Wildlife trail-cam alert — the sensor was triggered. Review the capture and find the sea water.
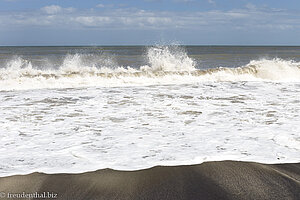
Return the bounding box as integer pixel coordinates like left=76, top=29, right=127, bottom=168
left=0, top=46, right=299, bottom=176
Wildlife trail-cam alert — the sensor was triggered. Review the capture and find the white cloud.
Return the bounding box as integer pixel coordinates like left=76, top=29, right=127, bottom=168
left=208, top=0, right=215, bottom=5
left=245, top=3, right=257, bottom=10
left=41, top=5, right=62, bottom=14
left=41, top=5, right=75, bottom=14
left=96, top=4, right=105, bottom=8
left=0, top=4, right=299, bottom=32
left=74, top=16, right=112, bottom=26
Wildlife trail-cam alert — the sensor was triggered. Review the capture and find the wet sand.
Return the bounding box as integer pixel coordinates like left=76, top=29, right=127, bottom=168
left=0, top=161, right=299, bottom=200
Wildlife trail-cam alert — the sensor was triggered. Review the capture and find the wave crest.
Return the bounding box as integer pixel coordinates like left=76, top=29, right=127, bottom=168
left=141, top=45, right=196, bottom=72
left=0, top=47, right=300, bottom=91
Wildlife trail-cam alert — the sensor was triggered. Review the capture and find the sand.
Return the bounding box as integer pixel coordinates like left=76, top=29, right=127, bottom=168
left=0, top=161, right=299, bottom=200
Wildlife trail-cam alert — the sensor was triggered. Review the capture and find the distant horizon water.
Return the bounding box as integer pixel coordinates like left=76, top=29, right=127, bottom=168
left=2, top=44, right=300, bottom=47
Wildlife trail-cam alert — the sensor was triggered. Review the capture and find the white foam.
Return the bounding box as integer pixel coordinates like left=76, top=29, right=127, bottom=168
left=0, top=81, right=299, bottom=177
left=247, top=59, right=300, bottom=81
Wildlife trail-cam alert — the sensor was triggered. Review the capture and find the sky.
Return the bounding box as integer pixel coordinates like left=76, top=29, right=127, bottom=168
left=0, top=0, right=300, bottom=45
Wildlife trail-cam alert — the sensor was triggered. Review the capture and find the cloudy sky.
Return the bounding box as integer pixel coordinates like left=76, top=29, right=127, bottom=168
left=0, top=0, right=300, bottom=45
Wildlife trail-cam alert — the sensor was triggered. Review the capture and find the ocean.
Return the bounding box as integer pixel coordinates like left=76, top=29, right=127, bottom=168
left=0, top=45, right=299, bottom=176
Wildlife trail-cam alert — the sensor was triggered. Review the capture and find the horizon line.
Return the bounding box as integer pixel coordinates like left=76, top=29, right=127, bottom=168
left=1, top=44, right=300, bottom=47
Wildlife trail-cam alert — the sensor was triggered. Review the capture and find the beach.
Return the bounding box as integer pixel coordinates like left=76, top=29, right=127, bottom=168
left=0, top=161, right=299, bottom=200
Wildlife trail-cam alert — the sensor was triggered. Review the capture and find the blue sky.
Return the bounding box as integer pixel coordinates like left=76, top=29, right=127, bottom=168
left=0, top=0, right=300, bottom=45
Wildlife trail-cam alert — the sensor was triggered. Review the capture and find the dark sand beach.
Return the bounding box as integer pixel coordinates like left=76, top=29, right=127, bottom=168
left=0, top=161, right=299, bottom=200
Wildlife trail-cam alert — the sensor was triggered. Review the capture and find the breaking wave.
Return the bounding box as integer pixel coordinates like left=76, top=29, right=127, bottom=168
left=0, top=46, right=300, bottom=91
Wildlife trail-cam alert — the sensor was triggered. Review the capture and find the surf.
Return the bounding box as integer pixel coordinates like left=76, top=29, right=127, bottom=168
left=0, top=46, right=300, bottom=91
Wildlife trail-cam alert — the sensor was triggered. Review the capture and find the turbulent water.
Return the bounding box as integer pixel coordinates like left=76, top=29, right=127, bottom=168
left=0, top=46, right=300, bottom=176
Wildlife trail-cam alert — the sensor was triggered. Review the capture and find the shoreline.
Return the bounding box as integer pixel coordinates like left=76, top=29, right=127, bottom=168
left=0, top=161, right=299, bottom=200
